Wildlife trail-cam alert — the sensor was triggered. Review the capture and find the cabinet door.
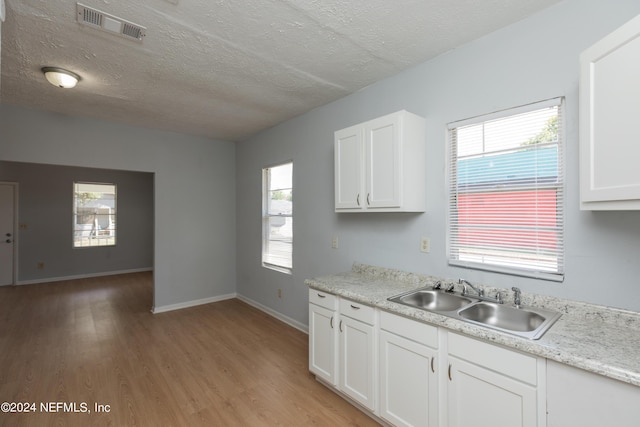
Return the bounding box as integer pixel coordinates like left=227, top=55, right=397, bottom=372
left=447, top=356, right=537, bottom=427
left=335, top=125, right=364, bottom=210
left=379, top=330, right=437, bottom=427
left=547, top=360, right=640, bottom=427
left=580, top=14, right=640, bottom=209
left=339, top=315, right=376, bottom=411
left=309, top=303, right=338, bottom=386
left=365, top=114, right=401, bottom=209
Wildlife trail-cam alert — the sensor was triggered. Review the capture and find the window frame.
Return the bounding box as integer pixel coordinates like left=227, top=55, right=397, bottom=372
left=446, top=98, right=565, bottom=281
left=73, top=181, right=117, bottom=248
left=262, top=161, right=293, bottom=274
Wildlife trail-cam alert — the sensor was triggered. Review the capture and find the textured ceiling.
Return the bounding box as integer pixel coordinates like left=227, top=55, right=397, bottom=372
left=1, top=0, right=562, bottom=142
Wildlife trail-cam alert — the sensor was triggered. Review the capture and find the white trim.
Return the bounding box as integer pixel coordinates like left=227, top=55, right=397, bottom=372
left=448, top=97, right=563, bottom=130
left=236, top=293, right=308, bottom=334
left=17, top=267, right=153, bottom=285
left=152, top=292, right=237, bottom=314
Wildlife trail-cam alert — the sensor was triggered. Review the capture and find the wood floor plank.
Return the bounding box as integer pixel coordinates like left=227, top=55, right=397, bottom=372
left=0, top=273, right=379, bottom=426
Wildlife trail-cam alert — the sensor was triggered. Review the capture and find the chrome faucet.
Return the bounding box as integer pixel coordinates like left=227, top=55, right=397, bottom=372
left=460, top=279, right=504, bottom=304
left=512, top=287, right=522, bottom=309
left=459, top=279, right=483, bottom=297
left=433, top=280, right=456, bottom=293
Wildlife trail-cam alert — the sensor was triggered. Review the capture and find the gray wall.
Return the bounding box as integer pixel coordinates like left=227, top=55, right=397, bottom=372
left=0, top=161, right=153, bottom=281
left=236, top=0, right=640, bottom=327
left=0, top=105, right=236, bottom=310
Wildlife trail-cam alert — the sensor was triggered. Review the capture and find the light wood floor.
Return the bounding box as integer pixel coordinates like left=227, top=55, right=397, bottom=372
left=0, top=273, right=379, bottom=426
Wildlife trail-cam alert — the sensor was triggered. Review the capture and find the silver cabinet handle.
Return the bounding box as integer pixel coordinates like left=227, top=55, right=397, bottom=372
left=448, top=364, right=452, bottom=381
left=356, top=194, right=360, bottom=206
left=431, top=357, right=435, bottom=373
left=330, top=316, right=334, bottom=329
left=317, top=293, right=326, bottom=298
left=350, top=304, right=360, bottom=310
left=366, top=193, right=370, bottom=205
left=339, top=320, right=343, bottom=332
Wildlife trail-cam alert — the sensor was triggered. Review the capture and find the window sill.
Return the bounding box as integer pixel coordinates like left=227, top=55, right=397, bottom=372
left=262, top=263, right=292, bottom=275
left=449, top=259, right=564, bottom=282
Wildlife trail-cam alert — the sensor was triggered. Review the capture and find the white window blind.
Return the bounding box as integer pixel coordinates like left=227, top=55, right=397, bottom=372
left=262, top=162, right=293, bottom=273
left=447, top=98, right=564, bottom=281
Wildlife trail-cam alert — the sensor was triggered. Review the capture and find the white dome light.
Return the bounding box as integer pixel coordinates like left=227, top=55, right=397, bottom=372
left=41, top=67, right=81, bottom=89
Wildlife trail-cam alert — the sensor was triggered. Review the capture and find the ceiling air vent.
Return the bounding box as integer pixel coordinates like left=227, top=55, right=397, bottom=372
left=76, top=3, right=146, bottom=42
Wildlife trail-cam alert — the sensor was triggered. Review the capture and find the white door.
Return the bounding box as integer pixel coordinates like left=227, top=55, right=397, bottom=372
left=0, top=183, right=16, bottom=286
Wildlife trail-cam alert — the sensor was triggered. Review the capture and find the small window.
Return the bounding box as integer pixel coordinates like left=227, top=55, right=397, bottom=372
left=73, top=182, right=116, bottom=248
left=447, top=98, right=564, bottom=280
left=262, top=162, right=293, bottom=273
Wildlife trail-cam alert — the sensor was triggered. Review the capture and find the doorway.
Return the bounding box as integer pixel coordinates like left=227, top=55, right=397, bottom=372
left=0, top=182, right=17, bottom=286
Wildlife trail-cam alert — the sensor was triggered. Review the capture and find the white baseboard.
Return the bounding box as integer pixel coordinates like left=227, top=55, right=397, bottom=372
left=17, top=267, right=153, bottom=285
left=152, top=293, right=237, bottom=314
left=236, top=294, right=309, bottom=334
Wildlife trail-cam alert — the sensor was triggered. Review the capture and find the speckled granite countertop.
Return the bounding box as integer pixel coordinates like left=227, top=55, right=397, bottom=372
left=306, top=263, right=640, bottom=387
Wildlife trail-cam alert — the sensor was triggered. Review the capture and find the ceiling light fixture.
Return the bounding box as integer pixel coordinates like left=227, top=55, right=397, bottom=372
left=41, top=67, right=81, bottom=88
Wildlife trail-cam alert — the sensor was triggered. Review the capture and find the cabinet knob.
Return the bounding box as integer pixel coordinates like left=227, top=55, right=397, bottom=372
left=5, top=239, right=11, bottom=244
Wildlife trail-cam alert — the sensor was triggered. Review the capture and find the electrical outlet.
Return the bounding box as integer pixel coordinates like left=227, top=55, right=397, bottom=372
left=37, top=262, right=45, bottom=270
left=420, top=237, right=430, bottom=253
left=331, top=236, right=339, bottom=249
left=277, top=288, right=282, bottom=298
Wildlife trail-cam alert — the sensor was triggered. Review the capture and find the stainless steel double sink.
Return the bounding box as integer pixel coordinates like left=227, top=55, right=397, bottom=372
left=388, top=287, right=561, bottom=340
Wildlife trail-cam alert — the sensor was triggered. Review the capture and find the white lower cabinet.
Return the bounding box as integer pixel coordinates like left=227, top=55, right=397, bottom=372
left=338, top=298, right=377, bottom=412
left=379, top=311, right=438, bottom=427
left=309, top=291, right=548, bottom=427
left=546, top=360, right=640, bottom=427
left=308, top=290, right=378, bottom=413
left=446, top=332, right=544, bottom=427
left=308, top=290, right=338, bottom=386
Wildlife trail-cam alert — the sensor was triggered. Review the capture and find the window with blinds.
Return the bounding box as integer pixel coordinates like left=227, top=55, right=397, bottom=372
left=447, top=98, right=564, bottom=281
left=73, top=182, right=117, bottom=248
left=262, top=161, right=293, bottom=273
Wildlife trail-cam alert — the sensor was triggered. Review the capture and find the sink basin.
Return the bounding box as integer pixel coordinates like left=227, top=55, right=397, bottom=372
left=458, top=302, right=562, bottom=340
left=388, top=287, right=562, bottom=340
left=388, top=289, right=477, bottom=313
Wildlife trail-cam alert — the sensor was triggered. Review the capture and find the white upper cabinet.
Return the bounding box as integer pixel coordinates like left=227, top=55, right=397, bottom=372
left=335, top=124, right=364, bottom=210
left=334, top=110, right=426, bottom=212
left=580, top=14, right=640, bottom=210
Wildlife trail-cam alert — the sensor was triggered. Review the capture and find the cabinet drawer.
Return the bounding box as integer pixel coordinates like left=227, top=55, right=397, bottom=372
left=380, top=310, right=438, bottom=348
left=448, top=332, right=538, bottom=385
left=309, top=289, right=337, bottom=310
left=339, top=298, right=375, bottom=325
